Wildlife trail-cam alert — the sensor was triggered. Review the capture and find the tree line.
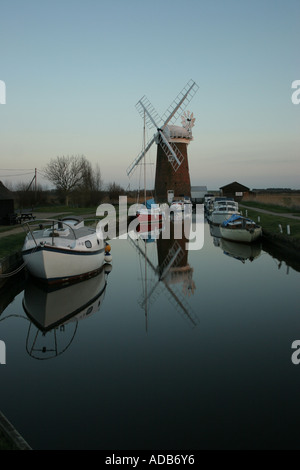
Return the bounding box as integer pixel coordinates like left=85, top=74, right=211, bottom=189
left=10, top=155, right=129, bottom=208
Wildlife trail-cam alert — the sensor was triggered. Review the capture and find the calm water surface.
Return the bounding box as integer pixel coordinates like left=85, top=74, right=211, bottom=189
left=0, top=217, right=300, bottom=450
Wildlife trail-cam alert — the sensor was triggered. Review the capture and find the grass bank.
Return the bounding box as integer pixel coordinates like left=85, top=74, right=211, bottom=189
left=240, top=204, right=300, bottom=255
left=0, top=232, right=26, bottom=259
left=241, top=200, right=300, bottom=215
left=0, top=205, right=122, bottom=261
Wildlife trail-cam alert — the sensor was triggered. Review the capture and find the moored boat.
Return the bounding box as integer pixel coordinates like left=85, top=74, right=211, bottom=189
left=136, top=198, right=163, bottom=224
left=21, top=217, right=112, bottom=283
left=220, top=214, right=262, bottom=243
left=210, top=199, right=240, bottom=225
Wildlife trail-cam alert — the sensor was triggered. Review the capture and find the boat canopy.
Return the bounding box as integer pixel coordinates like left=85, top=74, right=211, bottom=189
left=146, top=198, right=158, bottom=209
left=221, top=214, right=243, bottom=226
left=222, top=214, right=255, bottom=227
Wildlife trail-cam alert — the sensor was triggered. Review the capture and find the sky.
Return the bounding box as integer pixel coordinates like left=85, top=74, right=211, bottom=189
left=0, top=0, right=299, bottom=191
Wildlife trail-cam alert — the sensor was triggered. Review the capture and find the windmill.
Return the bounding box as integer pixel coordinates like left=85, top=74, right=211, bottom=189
left=127, top=79, right=199, bottom=202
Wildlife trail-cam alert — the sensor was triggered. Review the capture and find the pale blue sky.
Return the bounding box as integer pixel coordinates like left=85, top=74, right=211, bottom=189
left=0, top=0, right=299, bottom=190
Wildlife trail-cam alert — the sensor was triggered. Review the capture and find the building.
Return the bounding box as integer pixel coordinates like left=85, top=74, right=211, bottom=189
left=191, top=186, right=207, bottom=204
left=219, top=181, right=250, bottom=201
left=154, top=124, right=193, bottom=202
left=0, top=181, right=15, bottom=225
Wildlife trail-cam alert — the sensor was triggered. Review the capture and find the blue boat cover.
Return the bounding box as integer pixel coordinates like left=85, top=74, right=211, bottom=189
left=221, top=214, right=242, bottom=227
left=146, top=198, right=156, bottom=209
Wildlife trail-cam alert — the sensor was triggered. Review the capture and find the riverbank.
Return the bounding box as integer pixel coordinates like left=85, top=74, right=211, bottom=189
left=0, top=411, right=32, bottom=450
left=239, top=203, right=300, bottom=257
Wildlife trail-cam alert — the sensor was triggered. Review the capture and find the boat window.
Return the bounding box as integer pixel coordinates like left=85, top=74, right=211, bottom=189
left=85, top=240, right=92, bottom=248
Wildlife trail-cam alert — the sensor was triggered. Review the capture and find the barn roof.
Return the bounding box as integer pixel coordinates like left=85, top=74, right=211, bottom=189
left=0, top=181, right=13, bottom=200
left=191, top=186, right=207, bottom=192
left=220, top=181, right=250, bottom=191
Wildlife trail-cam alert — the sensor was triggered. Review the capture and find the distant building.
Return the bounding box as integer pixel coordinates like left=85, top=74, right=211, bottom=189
left=219, top=181, right=250, bottom=201
left=191, top=186, right=207, bottom=204
left=0, top=181, right=15, bottom=225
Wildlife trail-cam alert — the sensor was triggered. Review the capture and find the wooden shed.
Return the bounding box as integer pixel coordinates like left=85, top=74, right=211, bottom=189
left=219, top=181, right=250, bottom=201
left=0, top=181, right=15, bottom=225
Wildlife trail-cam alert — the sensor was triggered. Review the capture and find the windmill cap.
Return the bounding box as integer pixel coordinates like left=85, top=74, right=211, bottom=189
left=165, top=124, right=193, bottom=141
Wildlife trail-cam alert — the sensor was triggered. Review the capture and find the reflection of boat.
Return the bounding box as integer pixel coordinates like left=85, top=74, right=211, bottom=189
left=220, top=238, right=262, bottom=263
left=220, top=215, right=262, bottom=243
left=21, top=217, right=112, bottom=283
left=210, top=199, right=240, bottom=225
left=23, top=264, right=111, bottom=331
left=209, top=223, right=222, bottom=247
left=23, top=264, right=112, bottom=359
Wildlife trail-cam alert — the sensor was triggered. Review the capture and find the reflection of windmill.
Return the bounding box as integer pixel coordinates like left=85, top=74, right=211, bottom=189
left=129, top=225, right=197, bottom=329
left=127, top=80, right=199, bottom=202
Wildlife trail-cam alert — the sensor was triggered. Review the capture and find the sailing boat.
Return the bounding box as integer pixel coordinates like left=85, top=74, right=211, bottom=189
left=135, top=110, right=163, bottom=228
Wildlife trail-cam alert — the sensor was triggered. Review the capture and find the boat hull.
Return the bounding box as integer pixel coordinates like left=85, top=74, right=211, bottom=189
left=22, top=245, right=105, bottom=283
left=138, top=212, right=162, bottom=223
left=220, top=226, right=262, bottom=243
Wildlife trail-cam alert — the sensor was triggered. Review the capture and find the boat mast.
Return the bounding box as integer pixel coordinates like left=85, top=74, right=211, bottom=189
left=143, top=109, right=146, bottom=206
left=143, top=109, right=148, bottom=331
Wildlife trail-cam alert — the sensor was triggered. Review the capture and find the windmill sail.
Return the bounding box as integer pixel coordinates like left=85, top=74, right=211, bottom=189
left=127, top=79, right=199, bottom=178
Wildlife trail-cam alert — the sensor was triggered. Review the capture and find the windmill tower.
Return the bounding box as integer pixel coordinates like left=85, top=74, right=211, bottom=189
left=127, top=80, right=199, bottom=202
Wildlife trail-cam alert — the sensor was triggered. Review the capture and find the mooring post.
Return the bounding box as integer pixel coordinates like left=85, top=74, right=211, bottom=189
left=0, top=340, right=6, bottom=365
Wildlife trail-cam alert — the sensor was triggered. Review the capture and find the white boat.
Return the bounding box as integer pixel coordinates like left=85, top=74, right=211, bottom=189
left=210, top=199, right=240, bottom=225
left=21, top=217, right=112, bottom=283
left=170, top=200, right=184, bottom=212
left=220, top=215, right=262, bottom=243
left=170, top=198, right=192, bottom=216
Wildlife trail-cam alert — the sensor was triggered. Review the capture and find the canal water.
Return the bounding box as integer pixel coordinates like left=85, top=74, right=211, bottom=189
left=0, top=216, right=300, bottom=450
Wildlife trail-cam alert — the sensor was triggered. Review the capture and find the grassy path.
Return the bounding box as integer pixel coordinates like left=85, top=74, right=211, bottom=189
left=239, top=203, right=300, bottom=245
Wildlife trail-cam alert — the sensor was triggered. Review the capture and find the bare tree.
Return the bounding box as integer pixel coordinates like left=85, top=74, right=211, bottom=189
left=107, top=181, right=125, bottom=202
left=93, top=163, right=103, bottom=192
left=44, top=155, right=88, bottom=206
